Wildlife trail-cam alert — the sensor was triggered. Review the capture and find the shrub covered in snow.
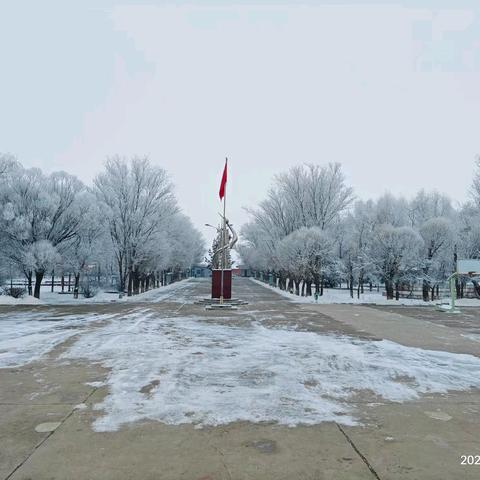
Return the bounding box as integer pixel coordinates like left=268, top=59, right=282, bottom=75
left=81, top=283, right=98, bottom=299
left=1, top=286, right=26, bottom=298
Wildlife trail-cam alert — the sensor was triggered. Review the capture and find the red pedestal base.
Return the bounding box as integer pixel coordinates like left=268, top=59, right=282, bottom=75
left=211, top=270, right=232, bottom=299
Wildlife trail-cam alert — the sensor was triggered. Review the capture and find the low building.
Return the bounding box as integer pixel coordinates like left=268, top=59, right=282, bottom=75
left=234, top=265, right=252, bottom=277
left=191, top=265, right=212, bottom=278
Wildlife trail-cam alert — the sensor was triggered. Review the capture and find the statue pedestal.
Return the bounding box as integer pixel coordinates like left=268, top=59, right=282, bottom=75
left=211, top=269, right=232, bottom=299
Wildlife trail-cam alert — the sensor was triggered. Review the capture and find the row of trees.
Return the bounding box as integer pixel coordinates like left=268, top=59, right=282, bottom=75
left=0, top=154, right=204, bottom=299
left=238, top=161, right=480, bottom=301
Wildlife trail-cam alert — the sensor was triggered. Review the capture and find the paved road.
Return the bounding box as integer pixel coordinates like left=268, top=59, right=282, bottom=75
left=1, top=277, right=480, bottom=479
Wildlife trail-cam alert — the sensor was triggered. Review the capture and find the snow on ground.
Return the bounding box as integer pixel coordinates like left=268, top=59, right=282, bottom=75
left=128, top=278, right=205, bottom=304
left=0, top=295, right=44, bottom=305
left=63, top=311, right=480, bottom=432
left=0, top=310, right=117, bottom=368
left=251, top=278, right=436, bottom=306
left=462, top=333, right=480, bottom=343
left=451, top=298, right=480, bottom=307
left=10, top=278, right=198, bottom=306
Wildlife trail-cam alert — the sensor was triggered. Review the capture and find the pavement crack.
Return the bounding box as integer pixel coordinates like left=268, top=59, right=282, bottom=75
left=336, top=423, right=382, bottom=480
left=209, top=443, right=232, bottom=480
left=3, top=386, right=100, bottom=480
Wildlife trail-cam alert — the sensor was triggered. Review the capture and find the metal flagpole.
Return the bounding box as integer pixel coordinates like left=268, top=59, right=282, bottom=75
left=220, top=158, right=227, bottom=304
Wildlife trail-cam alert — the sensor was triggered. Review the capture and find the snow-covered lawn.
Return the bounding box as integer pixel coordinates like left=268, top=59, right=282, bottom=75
left=62, top=311, right=480, bottom=432
left=251, top=278, right=479, bottom=307
left=0, top=295, right=43, bottom=306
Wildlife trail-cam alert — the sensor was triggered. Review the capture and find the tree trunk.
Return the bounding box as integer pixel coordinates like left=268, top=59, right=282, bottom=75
left=294, top=280, right=300, bottom=296
left=320, top=276, right=324, bottom=296
left=68, top=273, right=71, bottom=292
left=133, top=270, right=140, bottom=295
left=74, top=273, right=80, bottom=299
left=34, top=271, right=44, bottom=299
left=385, top=280, right=394, bottom=300
left=306, top=280, right=312, bottom=296
left=301, top=281, right=305, bottom=296
left=27, top=271, right=33, bottom=296
left=395, top=282, right=400, bottom=301
left=422, top=280, right=429, bottom=302
left=454, top=245, right=461, bottom=297
left=431, top=286, right=435, bottom=301
left=51, top=270, right=55, bottom=292
left=471, top=279, right=480, bottom=298
left=61, top=274, right=65, bottom=293
left=118, top=258, right=125, bottom=293
left=127, top=268, right=133, bottom=296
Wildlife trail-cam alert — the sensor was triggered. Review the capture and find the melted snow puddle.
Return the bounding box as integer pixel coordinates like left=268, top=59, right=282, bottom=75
left=63, top=313, right=480, bottom=432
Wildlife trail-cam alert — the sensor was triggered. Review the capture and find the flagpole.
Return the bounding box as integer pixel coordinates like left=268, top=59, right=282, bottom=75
left=220, top=157, right=227, bottom=304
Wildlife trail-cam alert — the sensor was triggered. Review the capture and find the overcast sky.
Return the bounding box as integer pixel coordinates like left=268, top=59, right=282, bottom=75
left=1, top=0, right=479, bottom=244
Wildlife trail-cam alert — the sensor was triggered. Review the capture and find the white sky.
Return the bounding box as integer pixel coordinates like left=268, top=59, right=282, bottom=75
left=1, top=1, right=479, bottom=244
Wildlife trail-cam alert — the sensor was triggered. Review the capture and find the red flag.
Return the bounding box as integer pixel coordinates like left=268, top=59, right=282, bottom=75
left=219, top=159, right=227, bottom=200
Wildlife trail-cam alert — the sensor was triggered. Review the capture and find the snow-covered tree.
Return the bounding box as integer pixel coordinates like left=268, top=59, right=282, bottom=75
left=0, top=154, right=204, bottom=299
left=471, top=156, right=480, bottom=209
left=369, top=225, right=424, bottom=299
left=94, top=156, right=178, bottom=295
left=23, top=241, right=60, bottom=298
left=0, top=166, right=86, bottom=297
left=61, top=191, right=105, bottom=298
left=419, top=217, right=454, bottom=301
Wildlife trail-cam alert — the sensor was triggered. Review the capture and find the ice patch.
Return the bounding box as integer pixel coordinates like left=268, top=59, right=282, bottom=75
left=63, top=312, right=480, bottom=432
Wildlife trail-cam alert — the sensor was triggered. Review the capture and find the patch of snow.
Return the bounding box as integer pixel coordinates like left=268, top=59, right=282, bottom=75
left=424, top=410, right=452, bottom=421
left=250, top=278, right=430, bottom=306
left=63, top=311, right=480, bottom=432
left=36, top=278, right=199, bottom=305
left=462, top=333, right=480, bottom=343
left=0, top=295, right=44, bottom=305
left=453, top=298, right=480, bottom=307
left=0, top=311, right=116, bottom=368
left=85, top=381, right=106, bottom=388
left=437, top=304, right=461, bottom=313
